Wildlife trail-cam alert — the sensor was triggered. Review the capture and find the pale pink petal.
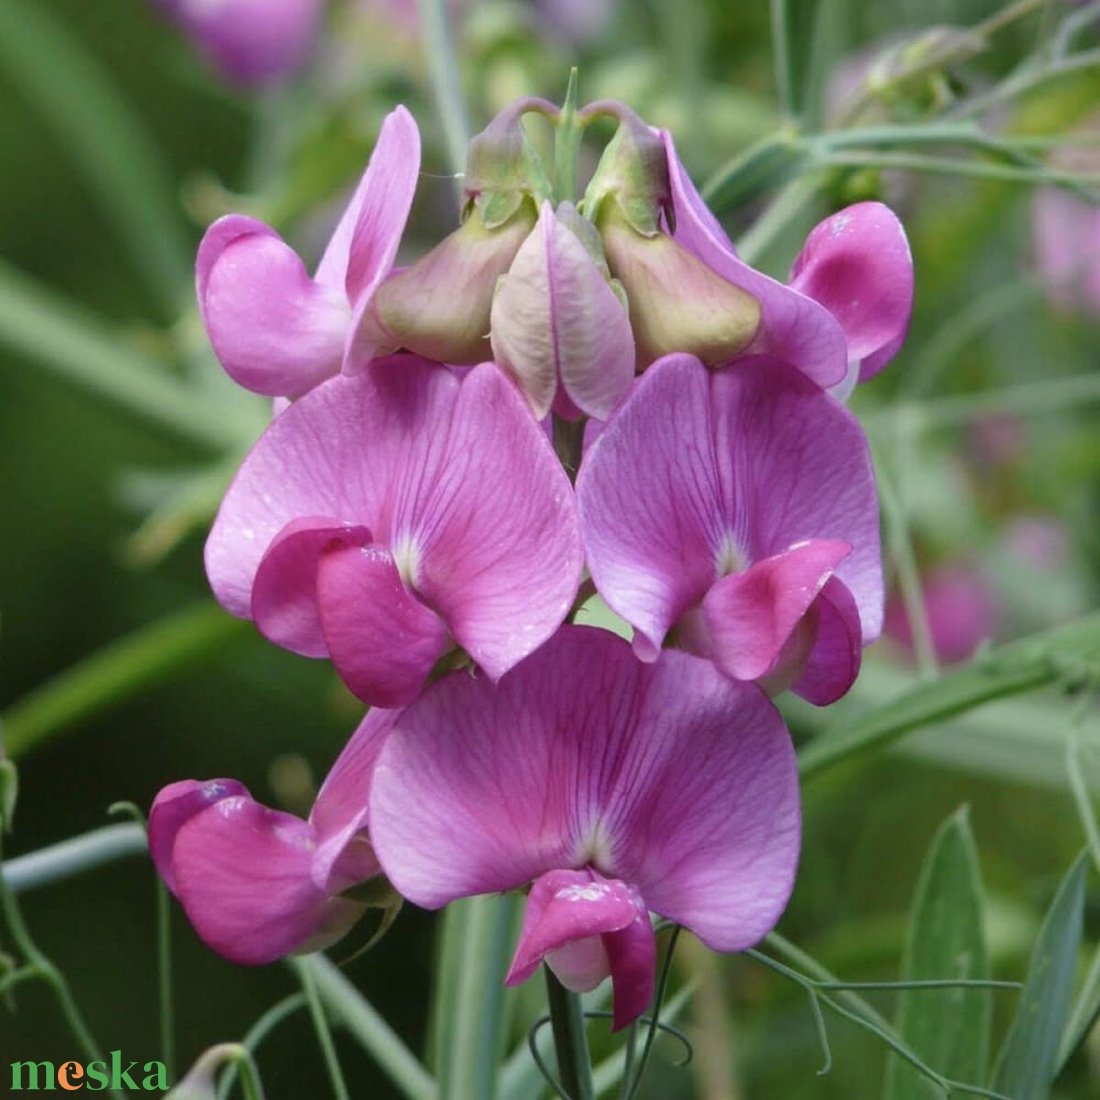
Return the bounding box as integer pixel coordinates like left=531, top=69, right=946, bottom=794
left=316, top=106, right=421, bottom=298
left=789, top=202, right=913, bottom=383
left=415, top=363, right=582, bottom=680
left=505, top=869, right=656, bottom=1031
left=577, top=355, right=720, bottom=661
left=490, top=203, right=635, bottom=420
left=170, top=794, right=365, bottom=965
left=660, top=131, right=848, bottom=388
left=197, top=216, right=349, bottom=397
left=317, top=544, right=451, bottom=707
left=702, top=539, right=852, bottom=681
left=310, top=708, right=400, bottom=894
left=370, top=626, right=800, bottom=954
left=250, top=518, right=372, bottom=657
left=206, top=356, right=459, bottom=623
left=148, top=778, right=248, bottom=894
left=790, top=577, right=862, bottom=705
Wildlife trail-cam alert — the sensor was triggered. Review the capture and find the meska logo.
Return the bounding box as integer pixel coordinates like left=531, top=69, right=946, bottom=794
left=10, top=1052, right=170, bottom=1091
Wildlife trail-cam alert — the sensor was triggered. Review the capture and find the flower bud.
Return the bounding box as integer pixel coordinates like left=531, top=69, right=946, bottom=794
left=598, top=201, right=760, bottom=369
left=363, top=202, right=538, bottom=364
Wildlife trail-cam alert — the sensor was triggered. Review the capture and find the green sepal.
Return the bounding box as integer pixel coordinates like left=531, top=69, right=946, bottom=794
left=581, top=115, right=670, bottom=238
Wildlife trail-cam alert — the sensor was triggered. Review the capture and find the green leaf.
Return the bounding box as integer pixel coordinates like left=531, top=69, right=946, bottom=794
left=885, top=807, right=990, bottom=1100
left=1058, top=938, right=1100, bottom=1072
left=0, top=759, right=17, bottom=834
left=993, top=853, right=1088, bottom=1100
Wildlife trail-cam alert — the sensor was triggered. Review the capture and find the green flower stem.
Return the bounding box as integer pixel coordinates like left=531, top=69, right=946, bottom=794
left=0, top=260, right=257, bottom=454
left=0, top=0, right=191, bottom=320
left=415, top=0, right=471, bottom=190
left=822, top=149, right=1100, bottom=188
left=302, top=954, right=437, bottom=1100
left=432, top=895, right=516, bottom=1100
left=545, top=968, right=595, bottom=1100
left=292, top=956, right=352, bottom=1100
left=1, top=602, right=252, bottom=760
left=216, top=995, right=308, bottom=1100
left=798, top=611, right=1100, bottom=780
left=0, top=832, right=124, bottom=1100
left=554, top=70, right=582, bottom=206
left=1, top=822, right=147, bottom=894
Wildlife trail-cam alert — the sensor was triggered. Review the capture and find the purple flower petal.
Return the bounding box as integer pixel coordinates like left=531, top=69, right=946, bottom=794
left=196, top=215, right=350, bottom=397
left=148, top=778, right=249, bottom=894
left=790, top=577, right=862, bottom=705
left=317, top=543, right=451, bottom=707
left=701, top=539, right=852, bottom=681
left=251, top=518, right=372, bottom=657
left=789, top=202, right=913, bottom=384
left=369, top=625, right=800, bottom=954
left=505, top=868, right=656, bottom=1031
left=490, top=202, right=635, bottom=420
left=170, top=793, right=366, bottom=965
left=578, top=354, right=882, bottom=660
left=660, top=131, right=848, bottom=388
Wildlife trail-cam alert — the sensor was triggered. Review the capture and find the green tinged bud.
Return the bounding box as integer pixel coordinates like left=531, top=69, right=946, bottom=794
left=598, top=201, right=760, bottom=370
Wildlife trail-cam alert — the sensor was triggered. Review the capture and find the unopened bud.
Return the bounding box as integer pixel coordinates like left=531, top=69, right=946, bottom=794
left=598, top=202, right=760, bottom=369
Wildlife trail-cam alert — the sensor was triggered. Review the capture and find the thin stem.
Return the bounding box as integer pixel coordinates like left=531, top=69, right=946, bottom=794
left=544, top=968, right=595, bottom=1100
left=971, top=0, right=1049, bottom=40
left=302, top=954, right=437, bottom=1100
left=0, top=833, right=123, bottom=1100
left=415, top=0, right=471, bottom=193
left=217, top=994, right=308, bottom=1100
left=2, top=822, right=147, bottom=894
left=624, top=926, right=681, bottom=1100
left=823, top=149, right=1100, bottom=188
left=294, top=956, right=352, bottom=1100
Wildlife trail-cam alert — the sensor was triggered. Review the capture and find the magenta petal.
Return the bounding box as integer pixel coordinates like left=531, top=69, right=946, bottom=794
left=317, top=543, right=450, bottom=707
left=789, top=202, right=913, bottom=383
left=251, top=518, right=372, bottom=657
left=791, top=577, right=862, bottom=705
left=148, top=778, right=248, bottom=894
left=310, top=708, right=398, bottom=894
left=660, top=131, right=848, bottom=387
left=577, top=354, right=720, bottom=660
left=171, top=795, right=363, bottom=965
left=198, top=217, right=349, bottom=397
left=505, top=869, right=656, bottom=1030
left=370, top=626, right=800, bottom=952
left=316, top=106, right=420, bottom=297
left=702, top=539, right=852, bottom=681
left=416, top=364, right=583, bottom=680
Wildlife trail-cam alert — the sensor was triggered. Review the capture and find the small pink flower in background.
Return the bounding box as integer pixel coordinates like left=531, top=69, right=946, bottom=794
left=490, top=201, right=635, bottom=420
left=578, top=354, right=882, bottom=705
left=884, top=564, right=998, bottom=665
left=369, top=626, right=800, bottom=1030
left=1033, top=183, right=1100, bottom=315
left=149, top=709, right=395, bottom=964
left=661, top=132, right=913, bottom=396
left=206, top=356, right=582, bottom=706
left=196, top=106, right=419, bottom=397
left=1003, top=515, right=1070, bottom=572
left=158, top=0, right=326, bottom=86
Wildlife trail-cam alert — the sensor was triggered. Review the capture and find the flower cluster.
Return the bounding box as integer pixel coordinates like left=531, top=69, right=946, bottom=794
left=151, top=98, right=912, bottom=1027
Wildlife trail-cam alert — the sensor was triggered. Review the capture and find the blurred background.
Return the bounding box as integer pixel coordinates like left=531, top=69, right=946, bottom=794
left=1, top=0, right=1099, bottom=1096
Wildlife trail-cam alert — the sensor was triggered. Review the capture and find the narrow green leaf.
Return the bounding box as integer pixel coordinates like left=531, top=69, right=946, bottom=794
left=0, top=759, right=17, bottom=834
left=993, top=853, right=1088, bottom=1100
left=886, top=808, right=990, bottom=1100
left=0, top=260, right=256, bottom=453
left=0, top=0, right=192, bottom=318
left=1, top=603, right=252, bottom=760
left=798, top=611, right=1100, bottom=780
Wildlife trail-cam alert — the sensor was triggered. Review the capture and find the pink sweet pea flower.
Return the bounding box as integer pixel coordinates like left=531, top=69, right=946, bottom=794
left=661, top=133, right=912, bottom=395
left=577, top=354, right=882, bottom=705
left=149, top=709, right=395, bottom=965
left=158, top=0, right=326, bottom=86
left=206, top=355, right=582, bottom=707
left=490, top=201, right=635, bottom=420
left=369, top=625, right=800, bottom=1030
left=196, top=106, right=419, bottom=397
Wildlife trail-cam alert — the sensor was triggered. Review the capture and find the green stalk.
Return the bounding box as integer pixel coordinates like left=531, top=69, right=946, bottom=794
left=545, top=969, right=595, bottom=1100
left=415, top=0, right=471, bottom=190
